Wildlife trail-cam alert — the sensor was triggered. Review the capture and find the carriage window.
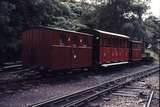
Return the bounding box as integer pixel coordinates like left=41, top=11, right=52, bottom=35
left=116, top=37, right=118, bottom=48
left=134, top=44, right=136, bottom=48
left=134, top=43, right=136, bottom=48
left=124, top=39, right=126, bottom=48
left=105, top=37, right=109, bottom=47
left=115, top=37, right=119, bottom=48
left=103, top=37, right=106, bottom=47
left=138, top=44, right=140, bottom=49
left=114, top=37, right=117, bottom=48
left=102, top=37, right=105, bottom=47
left=83, top=36, right=88, bottom=47
left=108, top=37, right=111, bottom=47
left=136, top=44, right=138, bottom=48
left=137, top=44, right=138, bottom=48
left=116, top=38, right=119, bottom=48
left=122, top=39, right=124, bottom=48
left=60, top=33, right=67, bottom=45
left=112, top=37, right=114, bottom=47
left=133, top=43, right=134, bottom=48
left=119, top=38, right=121, bottom=48
left=125, top=40, right=127, bottom=48
left=104, top=37, right=108, bottom=47
left=72, top=35, right=78, bottom=47
left=100, top=36, right=104, bottom=46
left=122, top=39, right=125, bottom=48
left=101, top=36, right=103, bottom=46
left=120, top=39, right=122, bottom=48
left=111, top=36, right=114, bottom=47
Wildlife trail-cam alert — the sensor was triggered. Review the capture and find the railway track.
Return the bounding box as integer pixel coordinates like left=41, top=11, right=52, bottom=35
left=0, top=61, right=38, bottom=75
left=28, top=66, right=159, bottom=107
left=0, top=61, right=23, bottom=72
left=0, top=61, right=40, bottom=85
left=144, top=90, right=154, bottom=107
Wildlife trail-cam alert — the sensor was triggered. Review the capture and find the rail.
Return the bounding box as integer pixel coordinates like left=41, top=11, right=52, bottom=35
left=144, top=90, right=154, bottom=107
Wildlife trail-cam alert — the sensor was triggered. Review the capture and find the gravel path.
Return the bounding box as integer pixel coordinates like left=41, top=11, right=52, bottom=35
left=0, top=64, right=158, bottom=107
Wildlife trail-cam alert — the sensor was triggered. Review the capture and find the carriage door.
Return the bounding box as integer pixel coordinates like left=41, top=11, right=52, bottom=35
left=71, top=34, right=79, bottom=68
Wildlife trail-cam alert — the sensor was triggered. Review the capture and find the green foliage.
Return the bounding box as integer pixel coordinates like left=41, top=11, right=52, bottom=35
left=144, top=16, right=160, bottom=51
left=69, top=3, right=82, bottom=15
left=0, top=1, right=18, bottom=52
left=82, top=0, right=150, bottom=40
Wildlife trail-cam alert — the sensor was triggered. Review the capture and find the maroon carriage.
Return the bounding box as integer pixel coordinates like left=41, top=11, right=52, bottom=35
left=129, top=40, right=143, bottom=61
left=94, top=30, right=129, bottom=67
left=22, top=26, right=93, bottom=70
left=81, top=29, right=130, bottom=67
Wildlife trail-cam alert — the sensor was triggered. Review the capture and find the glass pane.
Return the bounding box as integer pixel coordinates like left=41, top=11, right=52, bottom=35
left=83, top=36, right=88, bottom=47
left=60, top=33, right=66, bottom=45
left=72, top=35, right=77, bottom=47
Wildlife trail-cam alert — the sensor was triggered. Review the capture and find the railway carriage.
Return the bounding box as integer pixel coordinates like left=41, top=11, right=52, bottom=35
left=80, top=29, right=130, bottom=67
left=22, top=26, right=143, bottom=71
left=129, top=40, right=143, bottom=61
left=22, top=26, right=93, bottom=70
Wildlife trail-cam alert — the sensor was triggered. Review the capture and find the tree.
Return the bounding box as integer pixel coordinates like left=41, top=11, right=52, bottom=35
left=82, top=0, right=149, bottom=40
left=144, top=16, right=160, bottom=51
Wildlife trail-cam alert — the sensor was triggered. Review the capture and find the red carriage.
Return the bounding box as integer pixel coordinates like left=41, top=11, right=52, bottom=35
left=22, top=26, right=93, bottom=70
left=90, top=30, right=129, bottom=67
left=22, top=26, right=143, bottom=71
left=129, top=40, right=143, bottom=61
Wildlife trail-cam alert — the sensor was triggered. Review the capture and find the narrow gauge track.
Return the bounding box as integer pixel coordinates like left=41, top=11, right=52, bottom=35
left=0, top=61, right=23, bottom=72
left=144, top=90, right=154, bottom=107
left=28, top=66, right=159, bottom=107
left=0, top=61, right=39, bottom=77
left=0, top=61, right=39, bottom=85
left=0, top=66, right=39, bottom=85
